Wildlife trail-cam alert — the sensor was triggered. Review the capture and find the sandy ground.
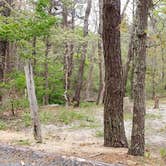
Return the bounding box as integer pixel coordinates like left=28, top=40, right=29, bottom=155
left=0, top=104, right=166, bottom=165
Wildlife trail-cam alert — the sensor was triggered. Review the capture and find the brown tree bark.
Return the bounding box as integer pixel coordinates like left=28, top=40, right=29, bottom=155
left=128, top=0, right=152, bottom=156
left=73, top=0, right=92, bottom=107
left=102, top=0, right=128, bottom=147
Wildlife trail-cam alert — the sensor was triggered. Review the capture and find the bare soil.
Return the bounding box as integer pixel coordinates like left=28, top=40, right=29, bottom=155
left=0, top=102, right=166, bottom=166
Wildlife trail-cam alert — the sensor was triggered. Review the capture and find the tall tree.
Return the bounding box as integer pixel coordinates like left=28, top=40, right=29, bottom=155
left=123, top=0, right=135, bottom=97
left=96, top=0, right=105, bottom=105
left=128, top=0, right=152, bottom=156
left=0, top=0, right=12, bottom=101
left=63, top=2, right=75, bottom=106
left=24, top=61, right=42, bottom=143
left=102, top=0, right=128, bottom=147
left=73, top=0, right=92, bottom=107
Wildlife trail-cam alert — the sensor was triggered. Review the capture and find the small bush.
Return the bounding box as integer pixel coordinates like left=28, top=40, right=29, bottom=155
left=56, top=109, right=89, bottom=125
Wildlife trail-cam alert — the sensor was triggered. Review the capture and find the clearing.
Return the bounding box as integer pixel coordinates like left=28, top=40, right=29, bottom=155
left=0, top=101, right=166, bottom=166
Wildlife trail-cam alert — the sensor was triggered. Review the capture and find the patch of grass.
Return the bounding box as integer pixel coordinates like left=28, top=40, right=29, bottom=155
left=145, top=114, right=162, bottom=120
left=15, top=139, right=31, bottom=146
left=146, top=100, right=155, bottom=107
left=0, top=120, right=7, bottom=130
left=80, top=102, right=96, bottom=108
left=160, top=148, right=166, bottom=158
left=95, top=129, right=104, bottom=137
left=71, top=121, right=100, bottom=130
left=56, top=109, right=95, bottom=125
left=22, top=112, right=31, bottom=127
left=40, top=111, right=54, bottom=124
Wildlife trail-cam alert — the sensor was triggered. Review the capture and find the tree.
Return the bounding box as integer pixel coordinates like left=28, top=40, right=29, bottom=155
left=123, top=0, right=136, bottom=97
left=0, top=0, right=13, bottom=101
left=102, top=0, right=128, bottom=147
left=24, top=61, right=42, bottom=143
left=128, top=0, right=152, bottom=156
left=96, top=0, right=105, bottom=105
left=73, top=0, right=92, bottom=107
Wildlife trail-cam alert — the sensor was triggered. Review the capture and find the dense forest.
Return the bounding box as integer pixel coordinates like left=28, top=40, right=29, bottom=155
left=0, top=0, right=166, bottom=165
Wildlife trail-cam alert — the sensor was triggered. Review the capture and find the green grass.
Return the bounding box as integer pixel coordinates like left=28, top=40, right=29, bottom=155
left=160, top=148, right=166, bottom=158
left=15, top=139, right=31, bottom=146
left=22, top=112, right=31, bottom=127
left=145, top=114, right=162, bottom=120
left=80, top=102, right=96, bottom=108
left=95, top=129, right=104, bottom=137
left=40, top=111, right=54, bottom=124
left=0, top=120, right=7, bottom=130
left=56, top=109, right=93, bottom=125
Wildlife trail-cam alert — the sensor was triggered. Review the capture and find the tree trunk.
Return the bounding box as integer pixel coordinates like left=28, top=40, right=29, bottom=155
left=85, top=44, right=95, bottom=100
left=24, top=62, right=42, bottom=143
left=43, top=36, right=50, bottom=105
left=128, top=0, right=152, bottom=156
left=96, top=0, right=105, bottom=105
left=73, top=0, right=92, bottom=107
left=32, top=36, right=37, bottom=70
left=102, top=0, right=128, bottom=147
left=62, top=4, right=75, bottom=106
left=123, top=0, right=136, bottom=97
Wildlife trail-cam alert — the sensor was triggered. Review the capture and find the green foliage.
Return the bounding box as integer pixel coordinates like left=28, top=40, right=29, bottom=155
left=0, top=120, right=7, bottom=130
left=56, top=109, right=90, bottom=125
left=15, top=139, right=31, bottom=146
left=22, top=112, right=31, bottom=127
left=40, top=111, right=54, bottom=124
left=160, top=148, right=166, bottom=158
left=95, top=130, right=104, bottom=137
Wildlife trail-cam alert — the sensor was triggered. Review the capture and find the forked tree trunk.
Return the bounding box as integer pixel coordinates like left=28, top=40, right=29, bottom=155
left=102, top=0, right=128, bottom=147
left=24, top=62, right=42, bottom=143
left=128, top=0, right=152, bottom=156
left=73, top=0, right=92, bottom=107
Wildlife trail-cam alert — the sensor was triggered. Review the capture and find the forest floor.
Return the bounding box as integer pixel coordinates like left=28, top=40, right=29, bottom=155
left=0, top=100, right=166, bottom=166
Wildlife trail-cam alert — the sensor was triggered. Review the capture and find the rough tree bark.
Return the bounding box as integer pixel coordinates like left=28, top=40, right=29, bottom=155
left=24, top=62, right=42, bottom=143
left=102, top=0, right=128, bottom=147
left=73, top=0, right=92, bottom=107
left=128, top=0, right=152, bottom=156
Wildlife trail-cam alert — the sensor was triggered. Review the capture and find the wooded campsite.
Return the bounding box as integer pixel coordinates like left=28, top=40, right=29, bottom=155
left=0, top=0, right=166, bottom=165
